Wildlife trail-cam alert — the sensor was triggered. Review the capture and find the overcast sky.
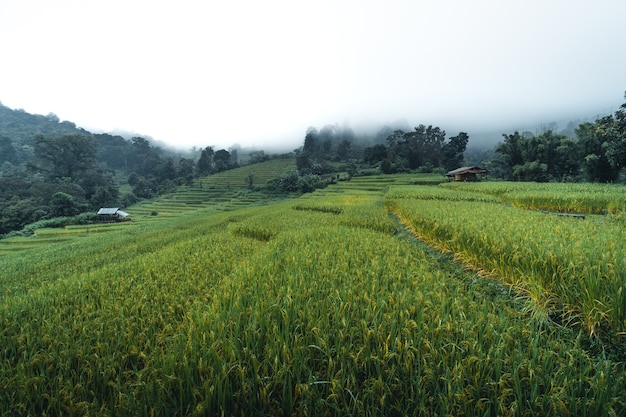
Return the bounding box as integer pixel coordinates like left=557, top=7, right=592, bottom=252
left=1, top=0, right=625, bottom=150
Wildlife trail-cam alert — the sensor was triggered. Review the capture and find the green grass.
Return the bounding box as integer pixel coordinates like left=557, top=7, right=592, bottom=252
left=0, top=175, right=624, bottom=416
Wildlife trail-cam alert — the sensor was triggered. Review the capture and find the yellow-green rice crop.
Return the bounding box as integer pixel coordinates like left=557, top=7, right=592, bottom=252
left=386, top=185, right=626, bottom=340
left=441, top=181, right=626, bottom=214
left=387, top=185, right=501, bottom=203
left=0, top=177, right=624, bottom=415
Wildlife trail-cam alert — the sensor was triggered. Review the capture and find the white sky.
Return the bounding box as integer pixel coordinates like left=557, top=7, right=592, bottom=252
left=1, top=0, right=625, bottom=150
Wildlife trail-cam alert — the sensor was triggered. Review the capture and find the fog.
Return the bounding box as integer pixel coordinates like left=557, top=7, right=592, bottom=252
left=1, top=0, right=625, bottom=151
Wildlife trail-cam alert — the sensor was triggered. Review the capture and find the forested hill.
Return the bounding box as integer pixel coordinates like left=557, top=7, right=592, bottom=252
left=0, top=103, right=92, bottom=144
left=0, top=102, right=163, bottom=170
left=0, top=103, right=226, bottom=236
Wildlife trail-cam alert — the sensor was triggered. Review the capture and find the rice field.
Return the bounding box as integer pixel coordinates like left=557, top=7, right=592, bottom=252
left=0, top=159, right=295, bottom=255
left=386, top=184, right=626, bottom=340
left=440, top=181, right=626, bottom=214
left=0, top=176, right=624, bottom=415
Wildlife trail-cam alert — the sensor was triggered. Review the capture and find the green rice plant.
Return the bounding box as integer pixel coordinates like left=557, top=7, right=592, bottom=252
left=229, top=222, right=276, bottom=242
left=292, top=204, right=344, bottom=214
left=386, top=185, right=626, bottom=340
left=387, top=185, right=500, bottom=203
left=0, top=176, right=624, bottom=415
left=442, top=181, right=626, bottom=214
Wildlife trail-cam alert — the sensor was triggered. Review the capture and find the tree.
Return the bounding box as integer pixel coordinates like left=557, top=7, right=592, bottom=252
left=441, top=132, right=469, bottom=171
left=303, top=127, right=320, bottom=156
left=93, top=133, right=130, bottom=170
left=513, top=161, right=549, bottom=182
left=197, top=146, right=214, bottom=175
left=336, top=139, right=351, bottom=161
left=363, top=144, right=387, bottom=165
left=213, top=149, right=232, bottom=172
left=33, top=134, right=96, bottom=179
left=553, top=137, right=581, bottom=181
left=132, top=177, right=158, bottom=199
left=229, top=146, right=239, bottom=165
left=495, top=132, right=525, bottom=179
left=605, top=98, right=626, bottom=169
left=318, top=125, right=337, bottom=143
left=50, top=192, right=78, bottom=217
left=89, top=185, right=119, bottom=208
left=248, top=150, right=267, bottom=164
left=321, top=139, right=332, bottom=157
left=384, top=125, right=446, bottom=170
left=606, top=138, right=626, bottom=169
left=373, top=125, right=392, bottom=144
left=154, top=159, right=177, bottom=182
left=380, top=158, right=395, bottom=174
left=177, top=158, right=195, bottom=183
left=127, top=137, right=155, bottom=174
left=266, top=170, right=300, bottom=193
left=296, top=153, right=313, bottom=174
left=576, top=122, right=620, bottom=182
left=0, top=136, right=16, bottom=164
left=496, top=130, right=583, bottom=181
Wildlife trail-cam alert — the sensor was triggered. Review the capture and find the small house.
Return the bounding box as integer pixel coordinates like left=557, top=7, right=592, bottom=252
left=97, top=207, right=130, bottom=221
left=445, top=166, right=489, bottom=182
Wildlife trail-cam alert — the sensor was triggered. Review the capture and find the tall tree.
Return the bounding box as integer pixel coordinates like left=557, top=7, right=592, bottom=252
left=495, top=131, right=525, bottom=179
left=395, top=125, right=446, bottom=169
left=441, top=132, right=469, bottom=171
left=213, top=149, right=232, bottom=172
left=553, top=137, right=581, bottom=181
left=197, top=146, right=214, bottom=175
left=303, top=127, right=320, bottom=156
left=33, top=134, right=96, bottom=179
left=0, top=136, right=16, bottom=164
left=363, top=144, right=387, bottom=165
left=605, top=96, right=626, bottom=169
left=177, top=158, right=195, bottom=180
left=336, top=139, right=352, bottom=160
left=50, top=192, right=78, bottom=217
left=576, top=121, right=620, bottom=182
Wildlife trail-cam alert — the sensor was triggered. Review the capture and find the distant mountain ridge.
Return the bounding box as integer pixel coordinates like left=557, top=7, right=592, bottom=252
left=0, top=102, right=91, bottom=144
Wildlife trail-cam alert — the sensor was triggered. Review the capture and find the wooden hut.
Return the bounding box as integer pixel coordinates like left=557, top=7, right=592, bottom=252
left=97, top=207, right=130, bottom=222
left=445, top=166, right=488, bottom=182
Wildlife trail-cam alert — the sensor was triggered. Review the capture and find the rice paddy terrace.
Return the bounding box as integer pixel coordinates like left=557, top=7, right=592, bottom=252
left=1, top=171, right=625, bottom=416
left=130, top=158, right=297, bottom=218
left=0, top=159, right=296, bottom=254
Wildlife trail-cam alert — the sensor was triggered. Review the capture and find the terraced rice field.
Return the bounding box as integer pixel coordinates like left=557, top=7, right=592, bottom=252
left=0, top=174, right=624, bottom=416
left=0, top=159, right=296, bottom=254
left=130, top=158, right=296, bottom=218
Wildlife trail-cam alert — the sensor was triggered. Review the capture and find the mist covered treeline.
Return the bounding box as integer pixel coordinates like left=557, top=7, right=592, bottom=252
left=488, top=94, right=626, bottom=182
left=292, top=122, right=469, bottom=176
left=297, top=92, right=626, bottom=184
left=248, top=121, right=470, bottom=195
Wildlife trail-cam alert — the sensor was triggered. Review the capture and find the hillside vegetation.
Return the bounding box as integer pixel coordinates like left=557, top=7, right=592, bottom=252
left=4, top=92, right=626, bottom=237
left=1, top=174, right=624, bottom=416
left=0, top=158, right=296, bottom=252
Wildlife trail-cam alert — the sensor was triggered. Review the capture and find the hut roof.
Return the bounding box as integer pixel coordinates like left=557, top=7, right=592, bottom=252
left=97, top=207, right=119, bottom=215
left=445, top=166, right=489, bottom=177
left=97, top=208, right=129, bottom=218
